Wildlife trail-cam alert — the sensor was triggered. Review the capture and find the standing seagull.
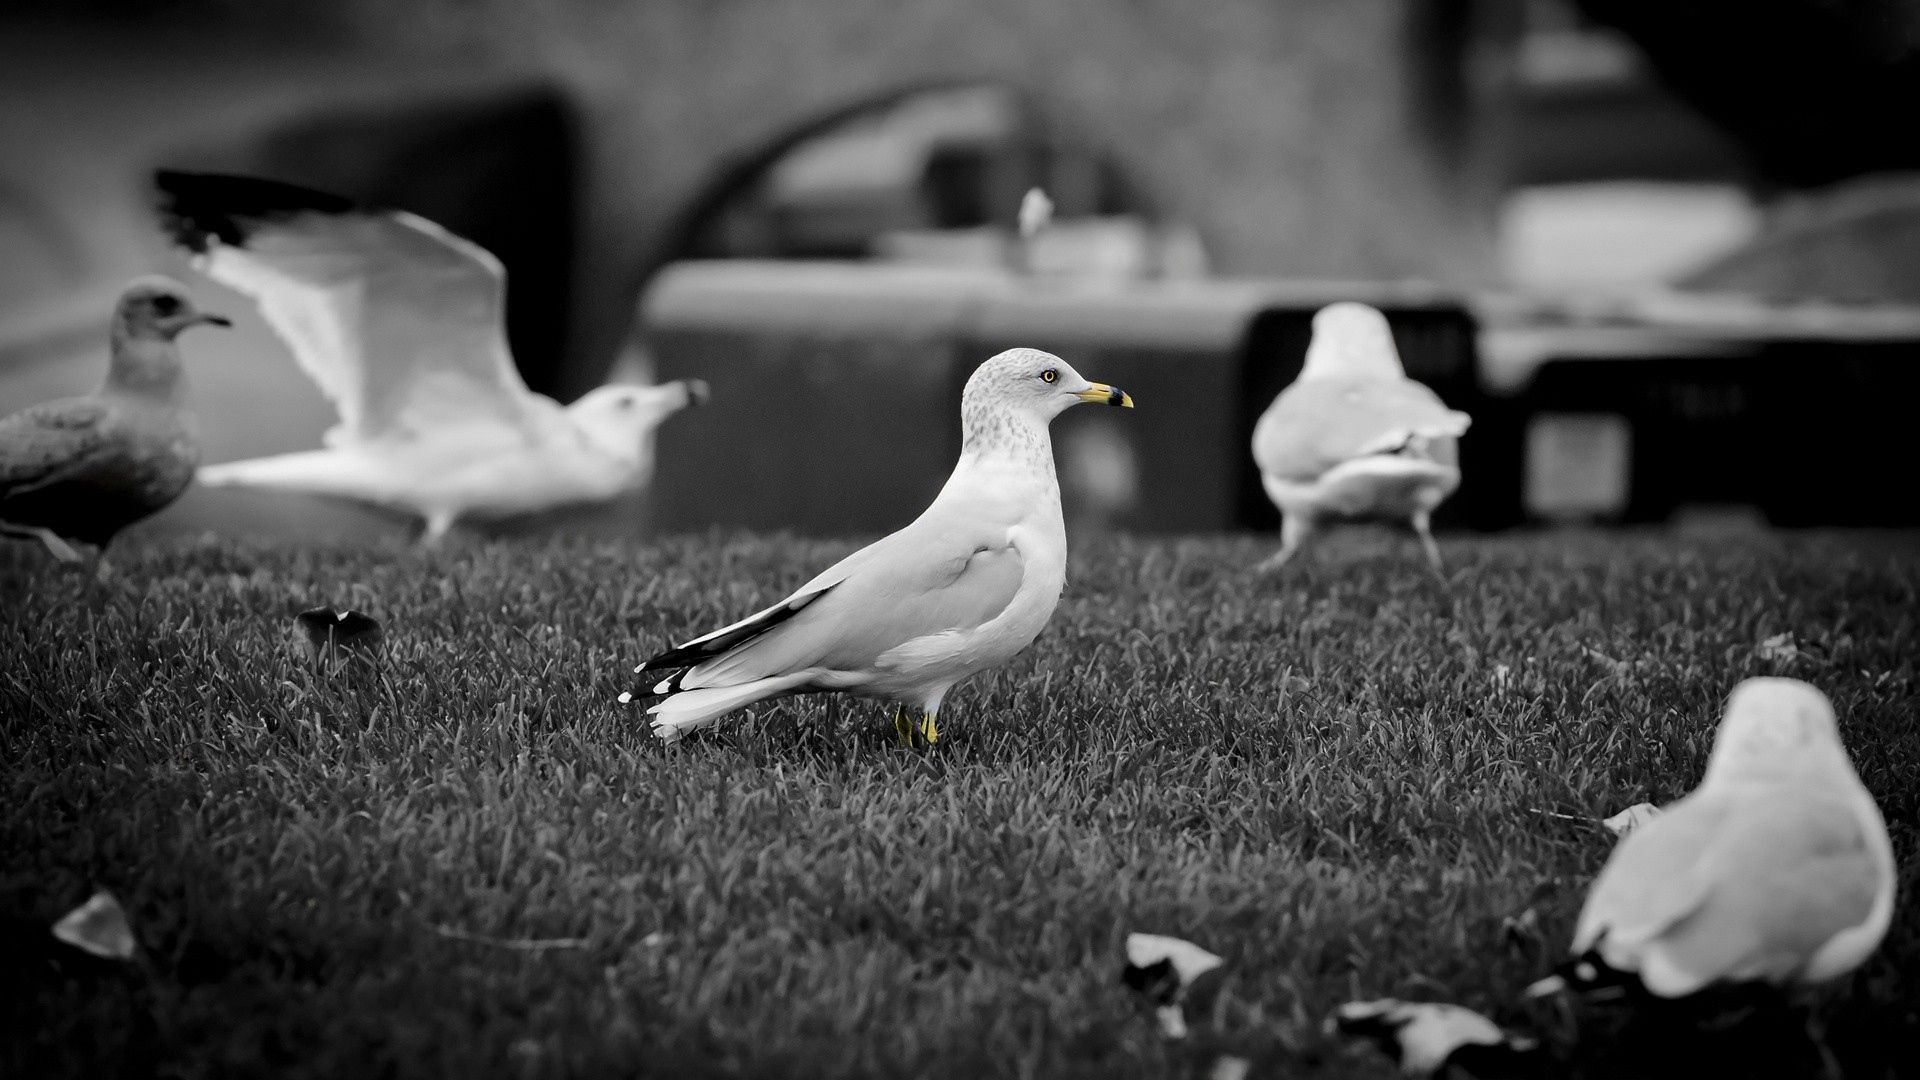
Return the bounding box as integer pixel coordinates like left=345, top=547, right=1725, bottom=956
left=0, top=277, right=229, bottom=561
left=1250, top=302, right=1470, bottom=576
left=154, top=170, right=708, bottom=544
left=623, top=348, right=1133, bottom=746
left=1529, top=678, right=1895, bottom=1002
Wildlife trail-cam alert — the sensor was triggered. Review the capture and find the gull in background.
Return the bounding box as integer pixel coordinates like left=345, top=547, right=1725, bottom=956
left=623, top=348, right=1133, bottom=746
left=154, top=170, right=707, bottom=545
left=0, top=277, right=228, bottom=562
left=1529, top=678, right=1895, bottom=1003
left=1250, top=302, right=1470, bottom=576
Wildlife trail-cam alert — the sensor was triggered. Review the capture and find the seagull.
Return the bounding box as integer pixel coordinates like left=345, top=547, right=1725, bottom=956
left=0, top=277, right=229, bottom=562
left=154, top=170, right=708, bottom=545
left=1528, top=678, right=1895, bottom=1002
left=623, top=348, right=1133, bottom=746
left=1249, top=302, right=1470, bottom=576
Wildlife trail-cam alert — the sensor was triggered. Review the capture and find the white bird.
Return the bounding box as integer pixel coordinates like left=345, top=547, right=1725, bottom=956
left=623, top=348, right=1133, bottom=746
left=1528, top=678, right=1895, bottom=1001
left=1250, top=302, right=1470, bottom=576
left=1017, top=186, right=1054, bottom=242
left=0, top=277, right=229, bottom=561
left=154, top=170, right=708, bottom=545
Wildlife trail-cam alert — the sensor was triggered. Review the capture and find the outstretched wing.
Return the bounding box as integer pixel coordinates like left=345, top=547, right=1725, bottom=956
left=154, top=170, right=546, bottom=445
left=0, top=399, right=113, bottom=499
left=1252, top=376, right=1469, bottom=483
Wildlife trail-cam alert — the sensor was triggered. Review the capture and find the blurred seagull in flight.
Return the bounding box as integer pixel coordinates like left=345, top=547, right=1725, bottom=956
left=0, top=277, right=228, bottom=562
left=1250, top=302, right=1470, bottom=576
left=624, top=348, right=1133, bottom=747
left=1529, top=678, right=1894, bottom=1003
left=154, top=170, right=707, bottom=545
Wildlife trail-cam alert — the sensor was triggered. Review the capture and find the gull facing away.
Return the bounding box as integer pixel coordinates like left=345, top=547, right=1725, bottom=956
left=154, top=170, right=708, bottom=545
left=1528, top=678, right=1895, bottom=1002
left=0, top=277, right=229, bottom=561
left=1250, top=302, right=1470, bottom=576
left=623, top=348, right=1133, bottom=746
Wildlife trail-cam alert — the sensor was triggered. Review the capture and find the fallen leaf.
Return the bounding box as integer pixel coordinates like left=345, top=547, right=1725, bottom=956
left=1603, top=802, right=1662, bottom=838
left=51, top=891, right=136, bottom=961
left=1330, top=999, right=1540, bottom=1078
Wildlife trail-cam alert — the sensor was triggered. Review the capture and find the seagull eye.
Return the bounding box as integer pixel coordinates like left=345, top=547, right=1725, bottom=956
left=1040, top=369, right=1058, bottom=384
left=618, top=397, right=635, bottom=410
left=152, top=296, right=180, bottom=316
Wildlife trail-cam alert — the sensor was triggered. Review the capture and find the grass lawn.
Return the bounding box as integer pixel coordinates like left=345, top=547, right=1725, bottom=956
left=3, top=529, right=1917, bottom=1079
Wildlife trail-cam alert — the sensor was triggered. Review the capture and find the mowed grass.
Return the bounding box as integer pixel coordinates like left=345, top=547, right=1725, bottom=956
left=2, top=529, right=1917, bottom=1079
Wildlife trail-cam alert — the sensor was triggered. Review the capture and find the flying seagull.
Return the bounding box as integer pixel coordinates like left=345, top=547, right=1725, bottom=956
left=0, top=277, right=229, bottom=561
left=1250, top=302, right=1470, bottom=576
left=154, top=170, right=708, bottom=544
left=623, top=348, right=1133, bottom=746
left=1528, top=678, right=1895, bottom=1002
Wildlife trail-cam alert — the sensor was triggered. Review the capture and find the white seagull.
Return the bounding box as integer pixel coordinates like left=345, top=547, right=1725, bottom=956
left=1250, top=302, right=1470, bottom=576
left=155, top=170, right=707, bottom=544
left=1529, top=677, right=1895, bottom=1001
left=623, top=348, right=1133, bottom=746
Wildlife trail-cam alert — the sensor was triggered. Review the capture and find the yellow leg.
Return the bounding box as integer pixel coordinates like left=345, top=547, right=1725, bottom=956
left=893, top=705, right=914, bottom=747
left=918, top=712, right=939, bottom=745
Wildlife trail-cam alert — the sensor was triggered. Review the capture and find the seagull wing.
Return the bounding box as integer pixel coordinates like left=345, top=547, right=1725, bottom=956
left=155, top=170, right=545, bottom=445
left=648, top=513, right=1026, bottom=692
left=1252, top=377, right=1468, bottom=483
left=0, top=399, right=114, bottom=498
left=1575, top=787, right=1881, bottom=995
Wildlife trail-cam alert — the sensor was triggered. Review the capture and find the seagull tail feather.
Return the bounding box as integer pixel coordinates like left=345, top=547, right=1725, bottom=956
left=644, top=673, right=812, bottom=738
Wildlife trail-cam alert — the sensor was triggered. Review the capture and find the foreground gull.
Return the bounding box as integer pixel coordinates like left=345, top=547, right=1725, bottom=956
left=155, top=170, right=707, bottom=544
left=0, top=277, right=229, bottom=561
left=624, top=348, right=1133, bottom=745
left=1529, top=677, right=1895, bottom=1001
left=1250, top=302, right=1470, bottom=575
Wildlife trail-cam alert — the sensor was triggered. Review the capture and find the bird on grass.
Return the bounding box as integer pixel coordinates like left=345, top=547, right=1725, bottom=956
left=154, top=169, right=708, bottom=545
left=1528, top=679, right=1894, bottom=1047
left=622, top=348, right=1133, bottom=747
left=0, top=277, right=229, bottom=563
left=1250, top=302, right=1470, bottom=577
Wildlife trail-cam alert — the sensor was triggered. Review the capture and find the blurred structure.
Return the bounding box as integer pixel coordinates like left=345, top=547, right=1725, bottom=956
left=3, top=0, right=1919, bottom=540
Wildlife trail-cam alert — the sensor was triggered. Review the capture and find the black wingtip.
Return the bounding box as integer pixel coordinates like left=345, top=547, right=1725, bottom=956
left=153, top=169, right=360, bottom=253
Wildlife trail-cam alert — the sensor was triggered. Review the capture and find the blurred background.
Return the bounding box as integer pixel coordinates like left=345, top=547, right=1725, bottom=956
left=3, top=0, right=1918, bottom=543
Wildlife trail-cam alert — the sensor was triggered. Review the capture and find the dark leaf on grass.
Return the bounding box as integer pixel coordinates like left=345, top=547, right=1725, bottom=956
left=294, top=606, right=384, bottom=666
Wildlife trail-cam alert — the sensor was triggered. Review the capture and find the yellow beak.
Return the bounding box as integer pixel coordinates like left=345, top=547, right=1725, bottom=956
left=1075, top=382, right=1135, bottom=408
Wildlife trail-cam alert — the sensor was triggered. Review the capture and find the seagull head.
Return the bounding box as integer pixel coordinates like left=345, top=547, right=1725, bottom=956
left=569, top=379, right=709, bottom=451
left=1298, top=302, right=1406, bottom=382
left=964, top=348, right=1133, bottom=429
left=1703, top=677, right=1852, bottom=787
left=115, top=276, right=231, bottom=342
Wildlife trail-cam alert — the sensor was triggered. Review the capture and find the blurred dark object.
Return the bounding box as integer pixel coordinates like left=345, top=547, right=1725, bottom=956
left=173, top=84, right=579, bottom=397
left=1489, top=293, right=1920, bottom=526
left=644, top=262, right=1507, bottom=537
left=1677, top=173, right=1920, bottom=304
left=1575, top=0, right=1920, bottom=188
left=294, top=606, right=384, bottom=670
left=644, top=263, right=979, bottom=536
